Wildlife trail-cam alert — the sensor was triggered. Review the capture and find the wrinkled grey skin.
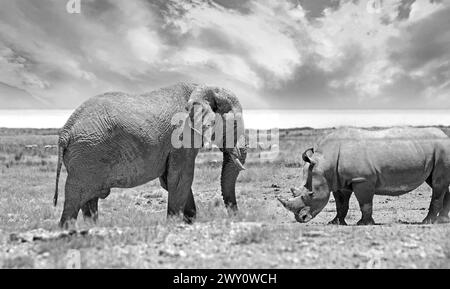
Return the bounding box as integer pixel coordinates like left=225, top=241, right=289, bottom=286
left=279, top=127, right=450, bottom=225
left=54, top=83, right=247, bottom=228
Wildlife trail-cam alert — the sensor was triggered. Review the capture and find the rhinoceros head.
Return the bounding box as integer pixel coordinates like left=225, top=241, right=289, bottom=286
left=277, top=189, right=314, bottom=222
left=278, top=148, right=332, bottom=223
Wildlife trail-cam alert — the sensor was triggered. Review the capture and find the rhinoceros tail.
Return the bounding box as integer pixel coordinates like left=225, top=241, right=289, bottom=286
left=54, top=138, right=68, bottom=207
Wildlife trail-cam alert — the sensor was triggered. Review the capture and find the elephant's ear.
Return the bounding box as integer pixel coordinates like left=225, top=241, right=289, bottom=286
left=187, top=85, right=240, bottom=114
left=186, top=86, right=243, bottom=148
left=187, top=86, right=218, bottom=112
left=185, top=87, right=217, bottom=145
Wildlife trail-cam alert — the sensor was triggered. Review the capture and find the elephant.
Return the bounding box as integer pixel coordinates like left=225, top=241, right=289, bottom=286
left=54, top=83, right=247, bottom=228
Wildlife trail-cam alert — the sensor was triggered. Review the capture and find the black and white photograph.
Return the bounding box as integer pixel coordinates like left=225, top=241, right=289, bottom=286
left=0, top=0, right=449, bottom=273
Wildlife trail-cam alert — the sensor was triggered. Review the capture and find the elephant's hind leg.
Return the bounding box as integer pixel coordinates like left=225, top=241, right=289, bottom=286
left=59, top=179, right=83, bottom=229
left=81, top=197, right=99, bottom=223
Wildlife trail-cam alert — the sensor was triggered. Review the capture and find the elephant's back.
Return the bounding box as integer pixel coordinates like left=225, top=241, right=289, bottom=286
left=60, top=84, right=196, bottom=188
left=61, top=83, right=196, bottom=139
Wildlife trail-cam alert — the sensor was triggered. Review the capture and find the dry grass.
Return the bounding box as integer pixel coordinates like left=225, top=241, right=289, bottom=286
left=0, top=127, right=449, bottom=268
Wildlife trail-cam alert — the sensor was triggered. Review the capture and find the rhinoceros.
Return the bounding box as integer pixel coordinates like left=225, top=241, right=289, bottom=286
left=278, top=127, right=450, bottom=225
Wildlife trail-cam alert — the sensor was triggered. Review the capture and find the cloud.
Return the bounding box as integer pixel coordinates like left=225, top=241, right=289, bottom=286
left=0, top=46, right=49, bottom=90
left=298, top=0, right=341, bottom=19
left=164, top=0, right=303, bottom=83
left=267, top=0, right=450, bottom=108
left=127, top=27, right=162, bottom=64
left=382, top=3, right=450, bottom=106
left=0, top=0, right=449, bottom=109
left=304, top=0, right=404, bottom=101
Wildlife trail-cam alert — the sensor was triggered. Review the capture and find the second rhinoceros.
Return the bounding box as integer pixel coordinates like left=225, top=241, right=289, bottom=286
left=278, top=127, right=450, bottom=225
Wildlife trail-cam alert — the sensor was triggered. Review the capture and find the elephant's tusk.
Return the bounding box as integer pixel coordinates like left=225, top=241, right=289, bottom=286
left=235, top=147, right=241, bottom=158
left=191, top=127, right=202, bottom=136
left=230, top=154, right=246, bottom=171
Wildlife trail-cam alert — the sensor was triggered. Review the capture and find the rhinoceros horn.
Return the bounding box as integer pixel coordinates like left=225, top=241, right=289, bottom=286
left=277, top=195, right=305, bottom=212
left=290, top=187, right=302, bottom=197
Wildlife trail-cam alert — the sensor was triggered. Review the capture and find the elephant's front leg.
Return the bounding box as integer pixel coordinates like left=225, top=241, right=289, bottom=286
left=220, top=148, right=246, bottom=214
left=183, top=189, right=196, bottom=221
left=165, top=149, right=198, bottom=223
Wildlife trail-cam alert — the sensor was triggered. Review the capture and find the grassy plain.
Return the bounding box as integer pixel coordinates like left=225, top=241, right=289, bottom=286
left=0, top=127, right=449, bottom=268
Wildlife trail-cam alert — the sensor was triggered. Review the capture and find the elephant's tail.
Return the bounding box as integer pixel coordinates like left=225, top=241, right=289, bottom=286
left=54, top=138, right=67, bottom=207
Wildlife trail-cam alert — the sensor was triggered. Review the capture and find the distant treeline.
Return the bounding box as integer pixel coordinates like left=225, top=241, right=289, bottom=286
left=1, top=125, right=449, bottom=138
left=0, top=128, right=60, bottom=136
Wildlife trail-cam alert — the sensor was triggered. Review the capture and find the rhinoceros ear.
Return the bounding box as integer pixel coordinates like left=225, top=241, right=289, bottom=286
left=302, top=148, right=314, bottom=164
left=301, top=191, right=314, bottom=202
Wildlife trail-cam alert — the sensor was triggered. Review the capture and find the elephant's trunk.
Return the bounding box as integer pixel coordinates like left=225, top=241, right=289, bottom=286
left=221, top=146, right=247, bottom=212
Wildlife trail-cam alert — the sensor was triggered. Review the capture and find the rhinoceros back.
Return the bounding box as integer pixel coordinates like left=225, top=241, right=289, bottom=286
left=315, top=127, right=447, bottom=151
left=316, top=127, right=449, bottom=194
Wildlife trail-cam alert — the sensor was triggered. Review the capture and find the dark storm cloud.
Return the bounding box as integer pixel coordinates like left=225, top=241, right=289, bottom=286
left=194, top=28, right=247, bottom=54
left=262, top=44, right=365, bottom=108
left=389, top=6, right=450, bottom=70
left=379, top=74, right=428, bottom=105
left=383, top=5, right=450, bottom=105
left=397, top=0, right=415, bottom=20
left=84, top=0, right=116, bottom=14
left=211, top=0, right=254, bottom=14
left=298, top=0, right=341, bottom=19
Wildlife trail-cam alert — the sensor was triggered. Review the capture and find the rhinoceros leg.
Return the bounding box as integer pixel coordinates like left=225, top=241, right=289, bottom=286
left=422, top=186, right=446, bottom=224
left=437, top=188, right=450, bottom=223
left=159, top=173, right=168, bottom=191
left=81, top=197, right=99, bottom=223
left=329, top=190, right=352, bottom=225
left=353, top=182, right=376, bottom=225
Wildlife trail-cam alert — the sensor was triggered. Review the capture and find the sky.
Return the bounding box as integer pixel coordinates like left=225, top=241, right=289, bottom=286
left=0, top=0, right=449, bottom=109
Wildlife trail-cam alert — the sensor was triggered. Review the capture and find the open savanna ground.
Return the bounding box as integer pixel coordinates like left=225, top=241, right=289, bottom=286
left=0, top=127, right=449, bottom=268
